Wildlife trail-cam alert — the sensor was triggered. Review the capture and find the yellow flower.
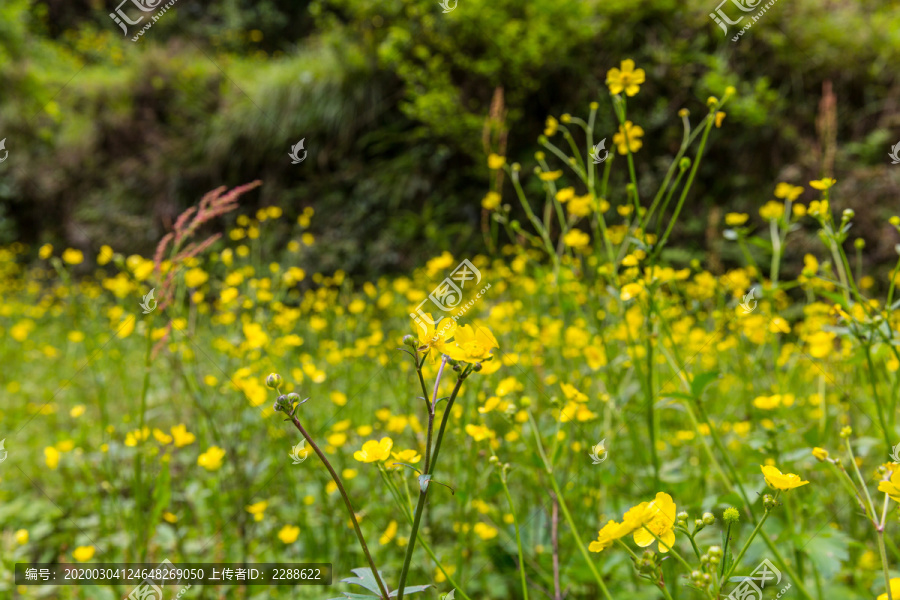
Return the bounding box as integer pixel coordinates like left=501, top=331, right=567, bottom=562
left=62, top=248, right=84, bottom=265
left=473, top=523, right=498, bottom=540
left=809, top=178, right=836, bottom=190
left=555, top=187, right=575, bottom=203
left=759, top=201, right=784, bottom=221
left=442, top=324, right=499, bottom=363
left=725, top=213, right=749, bottom=227
left=97, top=245, right=114, bottom=265
left=171, top=424, right=196, bottom=447
left=163, top=512, right=178, bottom=523
left=487, top=154, right=506, bottom=170
left=391, top=449, right=422, bottom=465
left=482, top=192, right=501, bottom=210
left=812, top=447, right=829, bottom=462
left=465, top=424, right=496, bottom=442
left=184, top=268, right=209, bottom=288
left=538, top=170, right=563, bottom=181
left=198, top=446, right=226, bottom=471
left=774, top=183, right=804, bottom=201
left=633, top=492, right=677, bottom=553
left=15, top=529, right=29, bottom=545
left=613, top=121, right=644, bottom=155
left=620, top=282, right=644, bottom=301
left=589, top=520, right=626, bottom=552
left=246, top=500, right=268, bottom=521
left=760, top=465, right=809, bottom=490
left=278, top=524, right=300, bottom=544
left=563, top=229, right=590, bottom=250
left=353, top=437, right=394, bottom=463
left=878, top=470, right=900, bottom=503
left=152, top=429, right=173, bottom=445
left=45, top=446, right=60, bottom=470
left=715, top=111, right=726, bottom=128
left=70, top=404, right=86, bottom=418
left=380, top=520, right=399, bottom=545
left=878, top=579, right=900, bottom=600
left=72, top=546, right=95, bottom=562
left=606, top=59, right=646, bottom=96
left=39, top=243, right=53, bottom=259
left=414, top=312, right=457, bottom=359
left=544, top=116, right=559, bottom=136
left=560, top=382, right=588, bottom=402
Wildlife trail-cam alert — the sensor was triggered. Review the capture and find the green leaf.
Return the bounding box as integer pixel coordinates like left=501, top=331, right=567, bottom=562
left=801, top=529, right=850, bottom=581
left=342, top=568, right=389, bottom=595
left=388, top=585, right=432, bottom=597
left=689, top=371, right=719, bottom=399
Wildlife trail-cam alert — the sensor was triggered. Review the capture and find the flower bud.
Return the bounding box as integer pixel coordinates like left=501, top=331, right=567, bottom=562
left=854, top=238, right=865, bottom=250
left=266, top=373, right=283, bottom=390
left=840, top=426, right=852, bottom=438
left=402, top=335, right=417, bottom=347
left=678, top=108, right=689, bottom=118
left=560, top=113, right=571, bottom=123
left=694, top=518, right=704, bottom=529
left=763, top=494, right=778, bottom=510
left=709, top=545, right=723, bottom=558
left=812, top=447, right=829, bottom=461
left=677, top=511, right=689, bottom=521
left=679, top=157, right=691, bottom=171
left=589, top=102, right=599, bottom=110
left=702, top=512, right=715, bottom=525
left=723, top=507, right=740, bottom=524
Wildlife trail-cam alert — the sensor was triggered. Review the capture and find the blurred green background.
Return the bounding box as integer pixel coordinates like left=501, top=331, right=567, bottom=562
left=1, top=0, right=899, bottom=276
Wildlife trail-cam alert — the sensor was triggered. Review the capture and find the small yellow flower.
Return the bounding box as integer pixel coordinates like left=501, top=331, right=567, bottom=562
left=442, top=324, right=499, bottom=364
left=278, top=524, right=300, bottom=544
left=538, top=170, right=563, bottom=181
left=162, top=512, right=178, bottom=523
left=774, top=182, right=804, bottom=201
left=725, top=213, right=749, bottom=227
left=353, top=438, right=394, bottom=463
left=809, top=178, right=836, bottom=190
left=613, top=121, right=644, bottom=155
left=246, top=500, right=268, bottom=521
left=153, top=428, right=173, bottom=445
left=171, top=424, right=196, bottom=447
left=760, top=465, right=809, bottom=490
left=759, top=201, right=784, bottom=221
left=812, top=447, right=829, bottom=462
left=555, top=187, right=575, bottom=203
left=563, top=229, right=590, bottom=250
left=606, top=59, right=646, bottom=96
left=72, top=546, right=95, bottom=562
left=589, top=520, right=626, bottom=552
left=878, top=579, right=900, bottom=600
left=487, top=154, right=506, bottom=170
left=45, top=446, right=60, bottom=470
left=715, top=111, right=726, bottom=128
left=198, top=446, right=226, bottom=471
left=544, top=116, right=559, bottom=136
left=473, top=523, right=498, bottom=540
left=39, top=244, right=53, bottom=259
left=482, top=192, right=501, bottom=210
left=878, top=469, right=900, bottom=503
left=184, top=268, right=209, bottom=288
left=62, top=249, right=84, bottom=265
left=391, top=449, right=422, bottom=465
left=15, top=529, right=29, bottom=545
left=465, top=424, right=496, bottom=442
left=97, top=245, right=114, bottom=265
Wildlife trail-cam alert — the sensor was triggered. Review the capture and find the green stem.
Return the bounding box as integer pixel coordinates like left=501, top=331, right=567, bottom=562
left=721, top=508, right=771, bottom=584
left=288, top=413, right=389, bottom=600
left=500, top=470, right=529, bottom=600
left=397, top=370, right=468, bottom=600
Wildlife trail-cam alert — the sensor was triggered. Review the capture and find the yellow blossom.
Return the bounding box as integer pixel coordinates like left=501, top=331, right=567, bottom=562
left=606, top=59, right=646, bottom=96
left=760, top=465, right=809, bottom=490
left=353, top=438, right=393, bottom=463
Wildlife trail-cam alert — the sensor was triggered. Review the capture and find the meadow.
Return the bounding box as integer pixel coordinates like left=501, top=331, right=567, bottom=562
left=2, top=60, right=900, bottom=600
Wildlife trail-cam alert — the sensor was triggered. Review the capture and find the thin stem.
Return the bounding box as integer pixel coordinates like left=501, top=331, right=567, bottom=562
left=397, top=371, right=467, bottom=600
left=500, top=470, right=529, bottom=600
left=721, top=508, right=771, bottom=584
left=878, top=491, right=894, bottom=600
left=288, top=413, right=389, bottom=600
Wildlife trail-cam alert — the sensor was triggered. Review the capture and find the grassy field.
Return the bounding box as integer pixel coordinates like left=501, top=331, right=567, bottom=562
left=3, top=73, right=900, bottom=600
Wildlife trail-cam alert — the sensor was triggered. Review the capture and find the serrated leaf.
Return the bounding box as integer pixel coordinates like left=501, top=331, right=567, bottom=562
left=388, top=584, right=432, bottom=597
left=341, top=568, right=389, bottom=595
